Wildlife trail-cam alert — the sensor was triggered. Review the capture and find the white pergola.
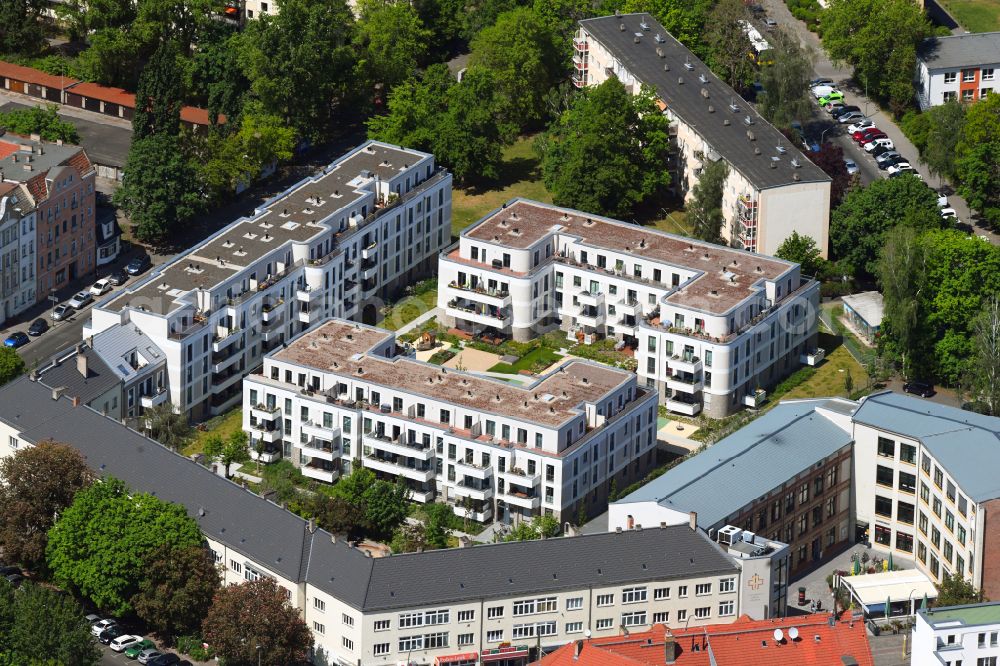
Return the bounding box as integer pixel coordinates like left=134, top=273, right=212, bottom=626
left=839, top=569, right=938, bottom=618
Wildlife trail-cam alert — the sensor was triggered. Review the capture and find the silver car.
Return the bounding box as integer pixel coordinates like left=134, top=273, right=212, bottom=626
left=138, top=649, right=162, bottom=664
left=51, top=303, right=73, bottom=321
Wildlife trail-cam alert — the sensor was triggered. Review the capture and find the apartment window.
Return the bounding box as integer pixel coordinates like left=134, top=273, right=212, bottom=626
left=900, top=443, right=917, bottom=464
left=313, top=622, right=325, bottom=635
left=695, top=583, right=712, bottom=596
left=944, top=541, right=953, bottom=563
left=486, top=630, right=504, bottom=643
left=934, top=467, right=944, bottom=488
left=932, top=526, right=941, bottom=548
left=719, top=600, right=735, bottom=616
left=963, top=68, right=977, bottom=82
left=566, top=597, right=584, bottom=610
left=373, top=643, right=390, bottom=656
left=596, top=594, right=614, bottom=607
left=984, top=68, right=995, bottom=80
left=898, top=501, right=915, bottom=525
left=678, top=585, right=688, bottom=598
left=874, top=525, right=892, bottom=546
left=677, top=610, right=687, bottom=622
left=313, top=598, right=326, bottom=612
left=877, top=437, right=895, bottom=458
left=458, top=610, right=475, bottom=622
left=595, top=618, right=614, bottom=630
left=934, top=497, right=943, bottom=517
left=694, top=607, right=711, bottom=619
left=921, top=483, right=931, bottom=503
left=229, top=560, right=242, bottom=574
left=947, top=481, right=957, bottom=503
left=566, top=622, right=584, bottom=634
left=654, top=587, right=670, bottom=600
left=374, top=620, right=390, bottom=631
left=719, top=578, right=735, bottom=593
left=875, top=495, right=893, bottom=518
left=622, top=587, right=647, bottom=604
left=897, top=532, right=914, bottom=553
left=487, top=606, right=504, bottom=619
left=653, top=612, right=670, bottom=623
left=458, top=633, right=475, bottom=646
left=978, top=657, right=997, bottom=666
left=876, top=465, right=894, bottom=487
left=900, top=472, right=917, bottom=494
left=399, top=609, right=449, bottom=627
left=513, top=597, right=556, bottom=616
left=957, top=525, right=967, bottom=545
left=944, top=71, right=957, bottom=83
left=342, top=637, right=354, bottom=651
left=342, top=613, right=354, bottom=627
left=621, top=611, right=647, bottom=627
left=918, top=542, right=927, bottom=563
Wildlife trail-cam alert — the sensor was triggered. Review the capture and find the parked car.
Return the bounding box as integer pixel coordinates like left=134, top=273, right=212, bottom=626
left=940, top=207, right=958, bottom=219
left=903, top=380, right=935, bottom=397
left=3, top=332, right=29, bottom=348
left=859, top=132, right=888, bottom=146
left=889, top=166, right=919, bottom=179
left=825, top=101, right=845, bottom=114
left=125, top=639, right=157, bottom=659
left=847, top=119, right=875, bottom=133
left=148, top=654, right=181, bottom=666
left=91, top=619, right=117, bottom=637
left=111, top=635, right=144, bottom=652
left=4, top=573, right=23, bottom=588
left=107, top=268, right=130, bottom=286
left=137, top=649, right=162, bottom=665
left=811, top=84, right=836, bottom=98
left=99, top=625, right=126, bottom=645
left=830, top=104, right=860, bottom=118
left=764, top=17, right=777, bottom=29
left=833, top=111, right=863, bottom=124
left=844, top=158, right=859, bottom=175
left=126, top=255, right=152, bottom=276
left=90, top=278, right=113, bottom=297
left=67, top=291, right=93, bottom=309
left=0, top=566, right=19, bottom=577
left=51, top=303, right=73, bottom=321
left=818, top=91, right=845, bottom=105
left=809, top=77, right=834, bottom=87
left=864, top=137, right=893, bottom=152
left=887, top=161, right=913, bottom=174
left=870, top=144, right=895, bottom=158
left=875, top=152, right=903, bottom=169
left=84, top=613, right=102, bottom=625
left=853, top=127, right=882, bottom=143
left=27, top=318, right=48, bottom=336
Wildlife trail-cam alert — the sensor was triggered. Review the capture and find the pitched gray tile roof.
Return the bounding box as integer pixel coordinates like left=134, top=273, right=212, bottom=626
left=35, top=345, right=120, bottom=407
left=579, top=13, right=830, bottom=191
left=918, top=32, right=1000, bottom=70
left=616, top=399, right=855, bottom=527
left=853, top=391, right=1000, bottom=502
left=91, top=323, right=165, bottom=381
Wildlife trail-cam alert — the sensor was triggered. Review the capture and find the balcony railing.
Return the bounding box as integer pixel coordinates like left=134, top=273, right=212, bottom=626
left=448, top=281, right=509, bottom=299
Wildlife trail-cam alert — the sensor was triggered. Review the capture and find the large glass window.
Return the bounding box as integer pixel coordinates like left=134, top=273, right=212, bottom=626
left=874, top=525, right=892, bottom=546
left=896, top=532, right=914, bottom=553
left=877, top=437, right=895, bottom=458
left=875, top=496, right=893, bottom=517
left=899, top=472, right=917, bottom=494
left=900, top=443, right=917, bottom=464
left=876, top=465, right=894, bottom=487
left=897, top=501, right=915, bottom=525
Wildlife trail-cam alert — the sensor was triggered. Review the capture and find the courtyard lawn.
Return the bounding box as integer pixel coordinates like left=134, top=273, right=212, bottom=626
left=183, top=406, right=244, bottom=457
left=487, top=346, right=563, bottom=374
left=939, top=0, right=1000, bottom=32
left=643, top=209, right=695, bottom=237
left=379, top=281, right=438, bottom=330
left=782, top=333, right=869, bottom=401
left=451, top=135, right=552, bottom=237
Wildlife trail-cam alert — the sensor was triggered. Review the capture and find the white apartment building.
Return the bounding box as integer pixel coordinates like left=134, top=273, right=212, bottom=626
left=912, top=602, right=1000, bottom=666
left=916, top=32, right=1000, bottom=109
left=0, top=373, right=787, bottom=666
left=83, top=141, right=451, bottom=422
left=0, top=182, right=36, bottom=324
left=575, top=13, right=831, bottom=257
left=437, top=199, right=820, bottom=418
left=242, top=318, right=660, bottom=524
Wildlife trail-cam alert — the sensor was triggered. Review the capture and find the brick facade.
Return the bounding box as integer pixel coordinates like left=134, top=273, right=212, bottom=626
left=980, top=498, right=1000, bottom=601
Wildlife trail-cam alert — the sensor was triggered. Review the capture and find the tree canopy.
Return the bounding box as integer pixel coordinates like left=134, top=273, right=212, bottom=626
left=0, top=441, right=94, bottom=568
left=537, top=79, right=671, bottom=218
left=46, top=476, right=204, bottom=616
left=502, top=514, right=560, bottom=541
left=688, top=158, right=729, bottom=244
left=0, top=582, right=100, bottom=666
left=0, top=106, right=79, bottom=143
left=935, top=573, right=985, bottom=607
left=133, top=546, right=221, bottom=642
left=775, top=231, right=825, bottom=277
left=759, top=30, right=815, bottom=130
left=0, top=349, right=24, bottom=387
left=354, top=0, right=431, bottom=106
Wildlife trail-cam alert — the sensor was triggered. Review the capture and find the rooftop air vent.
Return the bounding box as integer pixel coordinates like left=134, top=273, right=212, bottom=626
left=619, top=22, right=626, bottom=31
left=701, top=88, right=710, bottom=99
left=639, top=20, right=650, bottom=30
left=776, top=145, right=787, bottom=154
left=708, top=105, right=714, bottom=113
left=678, top=76, right=684, bottom=85
left=634, top=35, right=641, bottom=44
left=654, top=33, right=665, bottom=43
left=754, top=146, right=761, bottom=154
left=684, top=60, right=694, bottom=71
left=724, top=119, right=731, bottom=126
left=729, top=98, right=740, bottom=112
left=744, top=115, right=754, bottom=125
left=791, top=158, right=801, bottom=168
left=656, top=47, right=664, bottom=58
left=698, top=73, right=708, bottom=84
left=663, top=63, right=670, bottom=71
left=746, top=130, right=756, bottom=141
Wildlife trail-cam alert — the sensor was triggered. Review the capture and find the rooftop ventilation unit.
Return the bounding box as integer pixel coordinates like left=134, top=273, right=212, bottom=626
left=701, top=88, right=710, bottom=98
left=776, top=145, right=787, bottom=154
left=619, top=22, right=625, bottom=31
left=744, top=115, right=754, bottom=125
left=678, top=76, right=684, bottom=85
left=790, top=158, right=801, bottom=168
left=654, top=33, right=665, bottom=43
left=684, top=61, right=694, bottom=71
left=746, top=130, right=756, bottom=141
left=656, top=47, right=664, bottom=57
left=634, top=35, right=641, bottom=43
left=698, top=73, right=708, bottom=84
left=639, top=20, right=650, bottom=30
left=729, top=98, right=740, bottom=112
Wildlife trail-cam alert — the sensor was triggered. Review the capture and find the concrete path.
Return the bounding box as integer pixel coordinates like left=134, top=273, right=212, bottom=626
left=759, top=0, right=1000, bottom=247
left=394, top=306, right=442, bottom=335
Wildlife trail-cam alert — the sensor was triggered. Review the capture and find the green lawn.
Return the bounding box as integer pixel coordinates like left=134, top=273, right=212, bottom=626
left=488, top=346, right=563, bottom=374
left=451, top=135, right=552, bottom=236
left=782, top=333, right=869, bottom=401
left=939, top=0, right=1000, bottom=32
left=380, top=284, right=438, bottom=331
left=183, top=407, right=244, bottom=457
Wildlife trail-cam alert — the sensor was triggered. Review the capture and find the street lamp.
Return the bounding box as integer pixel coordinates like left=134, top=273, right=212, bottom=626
left=256, top=643, right=263, bottom=666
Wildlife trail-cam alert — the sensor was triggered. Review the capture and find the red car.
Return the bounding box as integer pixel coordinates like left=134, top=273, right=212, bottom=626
left=853, top=127, right=882, bottom=143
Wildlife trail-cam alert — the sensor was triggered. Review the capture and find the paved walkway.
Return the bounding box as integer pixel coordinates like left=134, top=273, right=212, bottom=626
left=760, top=0, right=1000, bottom=246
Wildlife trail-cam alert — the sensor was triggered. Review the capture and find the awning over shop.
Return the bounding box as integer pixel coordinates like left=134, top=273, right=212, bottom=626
left=839, top=569, right=938, bottom=616
left=481, top=645, right=530, bottom=662
left=434, top=652, right=478, bottom=665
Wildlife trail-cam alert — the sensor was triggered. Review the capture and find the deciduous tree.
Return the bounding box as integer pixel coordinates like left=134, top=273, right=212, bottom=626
left=704, top=0, right=754, bottom=90
left=202, top=578, right=312, bottom=665
left=133, top=546, right=221, bottom=642
left=0, top=349, right=24, bottom=387
left=367, top=64, right=454, bottom=152
left=220, top=431, right=250, bottom=479
left=4, top=582, right=100, bottom=666
left=502, top=514, right=560, bottom=541
left=424, top=501, right=454, bottom=549
left=0, top=0, right=46, bottom=55
left=143, top=402, right=193, bottom=451
left=355, top=0, right=431, bottom=106
left=935, top=573, right=985, bottom=607
left=46, top=477, right=203, bottom=616
left=922, top=101, right=966, bottom=182
left=877, top=226, right=927, bottom=377
left=0, top=441, right=94, bottom=568
left=688, top=159, right=729, bottom=244
left=133, top=40, right=185, bottom=141
left=362, top=479, right=412, bottom=537
left=759, top=30, right=815, bottom=130
left=310, top=494, right=367, bottom=538
left=538, top=79, right=671, bottom=218
left=775, top=231, right=825, bottom=277
left=970, top=296, right=1000, bottom=416
left=0, top=106, right=80, bottom=144
left=434, top=67, right=512, bottom=183
left=807, top=142, right=852, bottom=207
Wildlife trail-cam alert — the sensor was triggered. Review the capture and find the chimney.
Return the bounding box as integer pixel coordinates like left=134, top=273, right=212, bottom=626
left=574, top=640, right=584, bottom=660
left=665, top=630, right=677, bottom=664
left=71, top=396, right=80, bottom=407
left=308, top=518, right=316, bottom=534
left=51, top=387, right=65, bottom=401
left=77, top=351, right=88, bottom=378
left=689, top=511, right=698, bottom=531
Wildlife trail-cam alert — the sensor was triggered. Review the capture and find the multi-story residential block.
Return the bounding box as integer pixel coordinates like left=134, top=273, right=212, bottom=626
left=851, top=392, right=1000, bottom=600
left=916, top=32, right=1000, bottom=109
left=437, top=198, right=820, bottom=417
left=0, top=181, right=36, bottom=323
left=84, top=141, right=451, bottom=421
left=608, top=398, right=855, bottom=576
left=0, top=131, right=96, bottom=302
left=574, top=13, right=831, bottom=256
left=911, top=602, right=1000, bottom=666
left=0, top=373, right=788, bottom=666
left=242, top=317, right=660, bottom=523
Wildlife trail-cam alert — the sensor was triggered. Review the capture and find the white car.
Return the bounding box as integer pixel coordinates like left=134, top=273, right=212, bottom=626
left=864, top=137, right=894, bottom=152
left=940, top=207, right=958, bottom=219
left=848, top=119, right=875, bottom=133
left=66, top=290, right=93, bottom=309
left=110, top=635, right=143, bottom=652
left=937, top=195, right=949, bottom=208
left=887, top=162, right=913, bottom=175
left=90, top=278, right=112, bottom=297
left=91, top=619, right=116, bottom=637
left=844, top=158, right=859, bottom=175
left=811, top=84, right=836, bottom=98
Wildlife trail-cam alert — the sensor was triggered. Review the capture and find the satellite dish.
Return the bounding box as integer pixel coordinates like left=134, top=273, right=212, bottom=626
left=773, top=628, right=784, bottom=642
left=584, top=630, right=592, bottom=638
left=788, top=627, right=799, bottom=641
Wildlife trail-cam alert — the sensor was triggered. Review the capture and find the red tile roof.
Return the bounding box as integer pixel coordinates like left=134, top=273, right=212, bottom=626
left=0, top=61, right=79, bottom=90
left=536, top=616, right=875, bottom=666
left=180, top=105, right=227, bottom=126
left=66, top=81, right=135, bottom=107
left=0, top=140, right=19, bottom=160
